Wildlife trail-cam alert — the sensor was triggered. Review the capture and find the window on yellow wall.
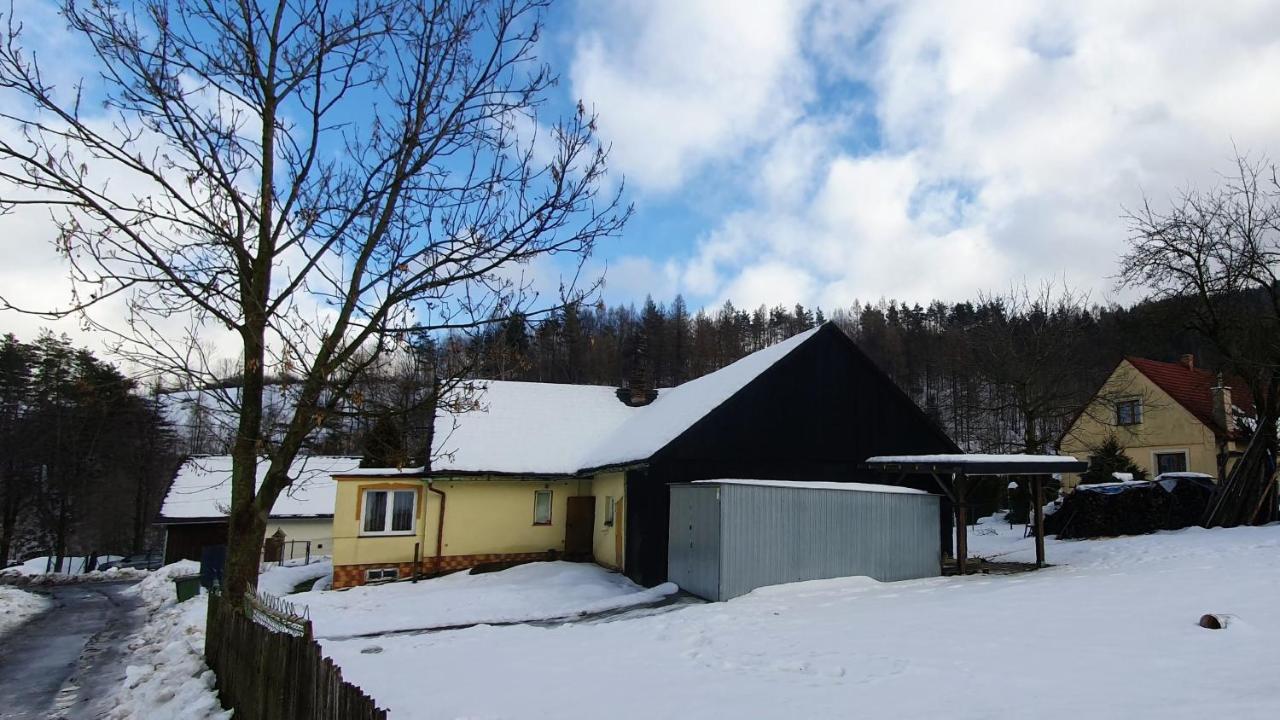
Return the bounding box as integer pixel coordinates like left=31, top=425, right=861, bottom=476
left=604, top=496, right=616, bottom=526
left=1155, top=451, right=1188, bottom=475
left=1116, top=398, right=1142, bottom=425
left=362, top=489, right=417, bottom=535
left=533, top=489, right=552, bottom=525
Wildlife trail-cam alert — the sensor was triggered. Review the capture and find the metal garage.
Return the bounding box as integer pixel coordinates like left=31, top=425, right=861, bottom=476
left=667, top=479, right=940, bottom=601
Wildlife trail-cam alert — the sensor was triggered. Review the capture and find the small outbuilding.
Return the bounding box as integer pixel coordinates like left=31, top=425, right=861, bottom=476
left=667, top=479, right=941, bottom=601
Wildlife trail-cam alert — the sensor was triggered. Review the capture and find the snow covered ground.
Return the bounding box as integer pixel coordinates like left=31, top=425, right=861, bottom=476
left=293, top=561, right=677, bottom=638
left=2, top=555, right=123, bottom=575
left=321, top=522, right=1280, bottom=719
left=100, top=561, right=229, bottom=720
left=257, top=558, right=333, bottom=596
left=0, top=585, right=50, bottom=637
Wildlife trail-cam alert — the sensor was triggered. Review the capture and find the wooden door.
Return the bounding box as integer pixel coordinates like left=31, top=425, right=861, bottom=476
left=564, top=496, right=596, bottom=561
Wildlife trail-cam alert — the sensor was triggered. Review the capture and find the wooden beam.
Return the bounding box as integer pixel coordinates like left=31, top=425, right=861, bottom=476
left=955, top=473, right=968, bottom=576
left=929, top=473, right=958, bottom=504
left=1033, top=475, right=1045, bottom=568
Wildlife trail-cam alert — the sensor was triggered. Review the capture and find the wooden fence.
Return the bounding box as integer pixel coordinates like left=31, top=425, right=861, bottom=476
left=206, top=588, right=388, bottom=720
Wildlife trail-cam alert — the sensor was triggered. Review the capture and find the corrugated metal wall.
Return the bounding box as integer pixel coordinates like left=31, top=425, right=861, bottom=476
left=668, top=483, right=940, bottom=601
left=666, top=485, right=721, bottom=600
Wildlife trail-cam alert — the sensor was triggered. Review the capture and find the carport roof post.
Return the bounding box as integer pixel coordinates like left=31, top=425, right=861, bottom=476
left=860, top=454, right=1089, bottom=574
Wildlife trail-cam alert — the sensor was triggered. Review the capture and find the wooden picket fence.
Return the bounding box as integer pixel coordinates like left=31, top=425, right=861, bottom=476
left=206, top=588, right=388, bottom=720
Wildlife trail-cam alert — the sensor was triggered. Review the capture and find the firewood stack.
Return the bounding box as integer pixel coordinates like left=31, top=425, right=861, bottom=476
left=1202, top=420, right=1280, bottom=528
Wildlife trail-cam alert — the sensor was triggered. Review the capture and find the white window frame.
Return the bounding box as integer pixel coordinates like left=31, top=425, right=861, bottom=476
left=360, top=488, right=418, bottom=536
left=603, top=495, right=616, bottom=527
left=533, top=489, right=553, bottom=526
left=1116, top=398, right=1143, bottom=426
left=1152, top=449, right=1189, bottom=476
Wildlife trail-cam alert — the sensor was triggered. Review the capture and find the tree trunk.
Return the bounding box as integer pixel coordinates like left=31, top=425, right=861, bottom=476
left=224, top=317, right=269, bottom=596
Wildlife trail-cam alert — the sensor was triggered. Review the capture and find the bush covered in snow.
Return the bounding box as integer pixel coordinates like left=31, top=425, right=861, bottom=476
left=1, top=565, right=150, bottom=587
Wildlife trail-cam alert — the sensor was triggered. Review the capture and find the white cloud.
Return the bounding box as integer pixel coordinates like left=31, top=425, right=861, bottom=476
left=570, top=0, right=815, bottom=193
left=574, top=0, right=1280, bottom=311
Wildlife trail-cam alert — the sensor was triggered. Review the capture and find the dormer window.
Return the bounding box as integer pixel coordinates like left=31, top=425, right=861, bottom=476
left=1116, top=398, right=1142, bottom=426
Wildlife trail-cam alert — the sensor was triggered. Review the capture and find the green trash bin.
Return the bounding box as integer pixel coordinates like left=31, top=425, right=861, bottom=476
left=174, top=574, right=202, bottom=603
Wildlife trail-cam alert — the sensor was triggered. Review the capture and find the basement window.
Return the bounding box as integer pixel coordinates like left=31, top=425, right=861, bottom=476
left=604, top=496, right=616, bottom=527
left=1116, top=398, right=1143, bottom=426
left=362, top=488, right=417, bottom=536
left=533, top=490, right=553, bottom=525
left=365, top=567, right=399, bottom=583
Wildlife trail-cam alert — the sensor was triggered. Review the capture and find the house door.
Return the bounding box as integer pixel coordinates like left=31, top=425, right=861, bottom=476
left=564, top=496, right=596, bottom=561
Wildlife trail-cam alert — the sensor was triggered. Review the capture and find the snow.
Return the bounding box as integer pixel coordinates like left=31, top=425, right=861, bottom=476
left=0, top=585, right=51, bottom=637
left=331, top=467, right=427, bottom=476
left=430, top=328, right=821, bottom=473
left=866, top=453, right=1083, bottom=465
left=159, top=455, right=361, bottom=520
left=101, top=561, right=229, bottom=720
left=692, top=478, right=928, bottom=494
left=161, top=328, right=829, bottom=483
left=292, top=561, right=677, bottom=638
left=431, top=380, right=638, bottom=475
left=3, top=566, right=151, bottom=586
left=2, top=554, right=123, bottom=575
left=257, top=558, right=333, bottom=596
left=321, top=523, right=1280, bottom=720
left=0, top=555, right=152, bottom=586
left=581, top=327, right=820, bottom=469
left=1156, top=472, right=1215, bottom=481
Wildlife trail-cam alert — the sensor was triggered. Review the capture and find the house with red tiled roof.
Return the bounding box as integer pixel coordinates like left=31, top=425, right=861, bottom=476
left=1059, top=354, right=1255, bottom=490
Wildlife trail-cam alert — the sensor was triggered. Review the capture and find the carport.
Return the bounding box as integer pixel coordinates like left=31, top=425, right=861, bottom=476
left=862, top=454, right=1088, bottom=574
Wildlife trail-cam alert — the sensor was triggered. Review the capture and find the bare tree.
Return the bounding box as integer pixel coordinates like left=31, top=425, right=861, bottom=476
left=0, top=0, right=628, bottom=595
left=1121, top=152, right=1280, bottom=524
left=964, top=282, right=1098, bottom=455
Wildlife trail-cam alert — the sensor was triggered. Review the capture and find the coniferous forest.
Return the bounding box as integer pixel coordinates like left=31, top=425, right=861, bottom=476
left=0, top=333, right=176, bottom=568
left=0, top=284, right=1231, bottom=565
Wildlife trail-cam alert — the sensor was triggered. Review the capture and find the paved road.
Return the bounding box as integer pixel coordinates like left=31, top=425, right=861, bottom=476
left=0, top=582, right=144, bottom=720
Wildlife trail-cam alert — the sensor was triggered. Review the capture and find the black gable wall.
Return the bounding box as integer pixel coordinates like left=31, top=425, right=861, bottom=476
left=625, top=323, right=958, bottom=586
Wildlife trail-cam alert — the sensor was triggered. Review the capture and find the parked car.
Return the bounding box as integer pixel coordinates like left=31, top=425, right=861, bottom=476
left=98, top=552, right=164, bottom=572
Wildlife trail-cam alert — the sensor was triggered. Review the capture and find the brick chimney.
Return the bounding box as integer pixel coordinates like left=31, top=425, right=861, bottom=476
left=618, top=333, right=656, bottom=407
left=1179, top=354, right=1195, bottom=370
left=1211, top=372, right=1235, bottom=436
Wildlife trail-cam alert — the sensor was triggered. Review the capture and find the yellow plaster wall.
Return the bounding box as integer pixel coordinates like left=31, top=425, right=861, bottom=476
left=425, top=478, right=590, bottom=556
left=332, top=473, right=630, bottom=571
left=1059, top=360, right=1238, bottom=489
left=591, top=471, right=626, bottom=569
left=331, top=478, right=427, bottom=567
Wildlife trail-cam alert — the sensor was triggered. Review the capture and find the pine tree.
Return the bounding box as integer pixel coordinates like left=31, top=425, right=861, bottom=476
left=1079, top=437, right=1148, bottom=485
left=361, top=415, right=409, bottom=469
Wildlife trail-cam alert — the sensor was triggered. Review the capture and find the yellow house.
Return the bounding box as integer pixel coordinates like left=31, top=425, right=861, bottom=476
left=1059, top=355, right=1254, bottom=490
left=329, top=380, right=641, bottom=588
left=330, top=470, right=628, bottom=587
left=330, top=324, right=960, bottom=589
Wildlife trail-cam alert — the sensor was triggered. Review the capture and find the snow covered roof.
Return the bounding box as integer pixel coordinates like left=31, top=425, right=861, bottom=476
left=407, top=326, right=822, bottom=476
left=692, top=478, right=928, bottom=495
left=165, top=325, right=841, bottom=485
left=864, top=454, right=1087, bottom=475
left=158, top=455, right=362, bottom=522
left=431, top=380, right=638, bottom=475
left=578, top=327, right=820, bottom=470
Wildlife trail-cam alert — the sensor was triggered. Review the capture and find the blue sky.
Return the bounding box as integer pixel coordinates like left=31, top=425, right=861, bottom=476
left=5, top=0, right=1280, bottom=348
